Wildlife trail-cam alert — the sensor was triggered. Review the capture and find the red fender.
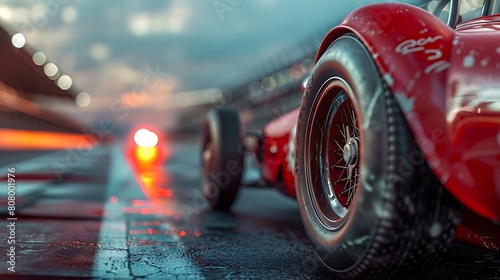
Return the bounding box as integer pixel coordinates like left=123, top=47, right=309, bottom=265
left=315, top=3, right=500, bottom=221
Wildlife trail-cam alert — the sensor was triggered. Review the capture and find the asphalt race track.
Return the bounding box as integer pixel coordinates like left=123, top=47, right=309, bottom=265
left=1, top=135, right=499, bottom=279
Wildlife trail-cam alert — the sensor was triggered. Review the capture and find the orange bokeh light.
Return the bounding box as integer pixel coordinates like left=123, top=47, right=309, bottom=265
left=0, top=129, right=97, bottom=150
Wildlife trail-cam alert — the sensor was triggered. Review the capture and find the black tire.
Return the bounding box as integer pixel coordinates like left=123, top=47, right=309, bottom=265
left=201, top=108, right=244, bottom=210
left=295, top=34, right=462, bottom=279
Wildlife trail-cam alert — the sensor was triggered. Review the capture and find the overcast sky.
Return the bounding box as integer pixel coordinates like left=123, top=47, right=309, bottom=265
left=1, top=0, right=385, bottom=130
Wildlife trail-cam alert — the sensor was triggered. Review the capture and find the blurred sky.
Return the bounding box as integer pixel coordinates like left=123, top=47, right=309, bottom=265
left=0, top=0, right=383, bottom=131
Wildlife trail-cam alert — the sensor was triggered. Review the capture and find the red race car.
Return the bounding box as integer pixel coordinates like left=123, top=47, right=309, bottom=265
left=201, top=0, right=500, bottom=279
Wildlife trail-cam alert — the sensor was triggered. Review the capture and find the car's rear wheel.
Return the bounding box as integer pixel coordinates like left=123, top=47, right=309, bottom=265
left=295, top=34, right=462, bottom=279
left=201, top=108, right=244, bottom=210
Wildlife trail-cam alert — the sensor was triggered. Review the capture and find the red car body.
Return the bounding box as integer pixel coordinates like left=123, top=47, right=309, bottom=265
left=260, top=3, right=500, bottom=252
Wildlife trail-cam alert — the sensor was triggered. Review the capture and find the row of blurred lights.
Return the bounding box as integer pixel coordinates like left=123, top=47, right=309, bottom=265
left=11, top=32, right=91, bottom=108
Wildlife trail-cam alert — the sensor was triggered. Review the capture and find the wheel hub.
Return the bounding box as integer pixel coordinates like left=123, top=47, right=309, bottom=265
left=343, top=136, right=358, bottom=166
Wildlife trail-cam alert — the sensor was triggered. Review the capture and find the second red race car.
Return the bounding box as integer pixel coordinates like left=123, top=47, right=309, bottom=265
left=201, top=0, right=500, bottom=279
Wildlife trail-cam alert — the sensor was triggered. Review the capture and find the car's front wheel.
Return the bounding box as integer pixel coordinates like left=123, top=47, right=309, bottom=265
left=295, top=34, right=462, bottom=280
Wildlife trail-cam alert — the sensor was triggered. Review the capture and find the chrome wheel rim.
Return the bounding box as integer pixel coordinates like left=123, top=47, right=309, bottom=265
left=306, top=78, right=361, bottom=230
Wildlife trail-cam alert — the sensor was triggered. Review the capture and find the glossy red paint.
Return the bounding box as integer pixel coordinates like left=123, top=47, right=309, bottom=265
left=262, top=108, right=299, bottom=196
left=315, top=3, right=500, bottom=223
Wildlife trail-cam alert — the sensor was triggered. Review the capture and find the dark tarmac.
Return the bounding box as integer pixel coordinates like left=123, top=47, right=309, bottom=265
left=1, top=135, right=499, bottom=279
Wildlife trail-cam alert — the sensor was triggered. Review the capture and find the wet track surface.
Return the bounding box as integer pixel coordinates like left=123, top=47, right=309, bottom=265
left=1, top=135, right=499, bottom=279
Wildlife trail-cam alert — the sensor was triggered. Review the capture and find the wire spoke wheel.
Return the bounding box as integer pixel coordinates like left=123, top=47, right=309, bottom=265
left=295, top=34, right=461, bottom=279
left=307, top=79, right=361, bottom=230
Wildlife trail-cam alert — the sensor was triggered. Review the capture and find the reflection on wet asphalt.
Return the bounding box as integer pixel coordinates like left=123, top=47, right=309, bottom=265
left=1, top=135, right=499, bottom=279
